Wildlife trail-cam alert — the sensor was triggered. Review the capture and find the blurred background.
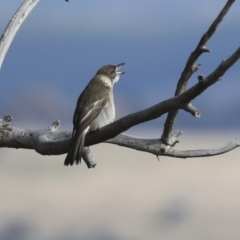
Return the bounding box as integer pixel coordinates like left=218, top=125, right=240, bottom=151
left=0, top=0, right=240, bottom=239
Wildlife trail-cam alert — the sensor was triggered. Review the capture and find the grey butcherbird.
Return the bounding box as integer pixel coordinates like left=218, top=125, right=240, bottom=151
left=64, top=63, right=125, bottom=166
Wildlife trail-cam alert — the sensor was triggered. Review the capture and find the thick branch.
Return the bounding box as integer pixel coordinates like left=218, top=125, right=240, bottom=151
left=161, top=0, right=235, bottom=144
left=1, top=117, right=240, bottom=160
left=0, top=0, right=40, bottom=70
left=0, top=117, right=96, bottom=167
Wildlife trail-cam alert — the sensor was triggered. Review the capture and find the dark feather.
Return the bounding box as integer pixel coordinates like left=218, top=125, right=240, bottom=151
left=64, top=76, right=110, bottom=166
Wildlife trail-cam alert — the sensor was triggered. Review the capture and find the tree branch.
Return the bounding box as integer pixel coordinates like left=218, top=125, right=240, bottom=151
left=0, top=116, right=96, bottom=167
left=107, top=134, right=240, bottom=159
left=85, top=46, right=240, bottom=146
left=3, top=45, right=236, bottom=154
left=0, top=1, right=239, bottom=167
left=1, top=116, right=240, bottom=160
left=0, top=45, right=239, bottom=155
left=0, top=0, right=40, bottom=70
left=161, top=0, right=236, bottom=145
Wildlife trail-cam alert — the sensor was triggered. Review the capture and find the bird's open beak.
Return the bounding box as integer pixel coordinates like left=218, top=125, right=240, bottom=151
left=116, top=62, right=125, bottom=75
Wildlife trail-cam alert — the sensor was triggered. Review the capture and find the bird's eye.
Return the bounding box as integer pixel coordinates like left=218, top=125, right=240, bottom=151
left=110, top=70, right=115, bottom=74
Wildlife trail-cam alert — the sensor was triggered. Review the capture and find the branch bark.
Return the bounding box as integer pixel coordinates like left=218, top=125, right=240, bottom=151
left=161, top=0, right=236, bottom=145
left=0, top=0, right=40, bottom=70
left=1, top=116, right=240, bottom=160
left=107, top=134, right=240, bottom=159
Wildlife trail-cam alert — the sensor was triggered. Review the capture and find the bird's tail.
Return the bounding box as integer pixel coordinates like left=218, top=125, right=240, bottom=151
left=64, top=128, right=88, bottom=166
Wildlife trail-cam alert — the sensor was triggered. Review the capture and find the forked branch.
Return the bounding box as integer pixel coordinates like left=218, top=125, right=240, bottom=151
left=0, top=0, right=239, bottom=167
left=1, top=115, right=240, bottom=161
left=85, top=46, right=240, bottom=146
left=161, top=0, right=236, bottom=145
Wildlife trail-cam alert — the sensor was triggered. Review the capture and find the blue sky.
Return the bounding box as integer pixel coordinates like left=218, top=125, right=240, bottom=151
left=0, top=0, right=240, bottom=131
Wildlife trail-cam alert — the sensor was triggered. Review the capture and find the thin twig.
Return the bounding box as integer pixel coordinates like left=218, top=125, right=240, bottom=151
left=161, top=0, right=236, bottom=145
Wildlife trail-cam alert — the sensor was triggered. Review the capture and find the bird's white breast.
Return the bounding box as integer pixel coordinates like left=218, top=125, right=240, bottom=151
left=89, top=90, right=115, bottom=131
left=88, top=74, right=121, bottom=131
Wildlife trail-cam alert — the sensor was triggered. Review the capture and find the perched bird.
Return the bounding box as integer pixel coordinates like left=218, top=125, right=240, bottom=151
left=64, top=63, right=125, bottom=166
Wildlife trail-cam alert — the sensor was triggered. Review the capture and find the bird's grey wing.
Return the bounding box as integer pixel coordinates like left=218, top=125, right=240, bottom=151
left=73, top=88, right=110, bottom=135
left=64, top=88, right=109, bottom=165
left=65, top=80, right=110, bottom=166
left=65, top=93, right=109, bottom=166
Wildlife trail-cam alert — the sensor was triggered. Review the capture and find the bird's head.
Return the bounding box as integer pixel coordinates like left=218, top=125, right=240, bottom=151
left=96, top=63, right=125, bottom=84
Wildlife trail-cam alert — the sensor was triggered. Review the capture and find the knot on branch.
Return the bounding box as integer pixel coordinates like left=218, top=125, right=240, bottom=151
left=161, top=130, right=182, bottom=150
left=191, top=63, right=201, bottom=73
left=160, top=143, right=171, bottom=153
left=198, top=74, right=206, bottom=83
left=35, top=120, right=96, bottom=168
left=0, top=114, right=13, bottom=130
left=200, top=45, right=211, bottom=53
left=47, top=120, right=60, bottom=132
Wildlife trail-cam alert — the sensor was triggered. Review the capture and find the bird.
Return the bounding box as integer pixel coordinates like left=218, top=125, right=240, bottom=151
left=64, top=63, right=125, bottom=166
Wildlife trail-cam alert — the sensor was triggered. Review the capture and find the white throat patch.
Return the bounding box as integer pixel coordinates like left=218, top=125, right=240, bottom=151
left=99, top=75, right=112, bottom=88
left=113, top=74, right=120, bottom=84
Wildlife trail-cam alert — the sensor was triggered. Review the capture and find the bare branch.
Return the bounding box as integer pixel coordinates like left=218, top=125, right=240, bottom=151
left=1, top=116, right=239, bottom=161
left=182, top=103, right=201, bottom=118
left=0, top=115, right=97, bottom=167
left=197, top=0, right=235, bottom=50
left=0, top=45, right=239, bottom=161
left=0, top=1, right=239, bottom=167
left=191, top=63, right=202, bottom=73
left=0, top=115, right=240, bottom=161
left=85, top=46, right=240, bottom=146
left=0, top=0, right=40, bottom=70
left=82, top=147, right=97, bottom=168
left=161, top=0, right=236, bottom=144
left=0, top=115, right=68, bottom=151
left=168, top=138, right=240, bottom=158
left=183, top=47, right=240, bottom=100
left=107, top=134, right=240, bottom=159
